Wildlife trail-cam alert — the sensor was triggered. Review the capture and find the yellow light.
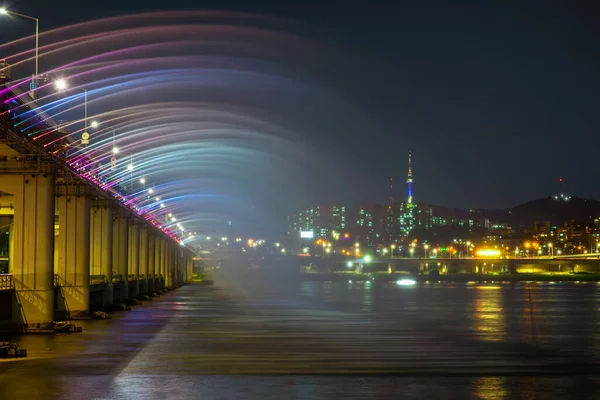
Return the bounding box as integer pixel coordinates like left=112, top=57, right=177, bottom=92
left=548, top=243, right=553, bottom=248
left=524, top=242, right=531, bottom=248
left=475, top=248, right=502, bottom=258
left=354, top=242, right=360, bottom=248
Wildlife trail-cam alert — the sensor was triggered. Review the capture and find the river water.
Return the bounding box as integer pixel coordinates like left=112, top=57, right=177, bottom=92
left=1, top=268, right=599, bottom=399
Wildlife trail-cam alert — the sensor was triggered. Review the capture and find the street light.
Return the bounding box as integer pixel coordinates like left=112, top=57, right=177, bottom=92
left=140, top=178, right=146, bottom=184
left=55, top=79, right=89, bottom=143
left=466, top=241, right=471, bottom=257
left=424, top=243, right=430, bottom=258
left=548, top=243, right=553, bottom=257
left=0, top=8, right=39, bottom=97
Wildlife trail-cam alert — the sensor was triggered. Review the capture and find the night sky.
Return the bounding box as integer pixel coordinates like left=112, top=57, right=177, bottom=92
left=2, top=0, right=600, bottom=234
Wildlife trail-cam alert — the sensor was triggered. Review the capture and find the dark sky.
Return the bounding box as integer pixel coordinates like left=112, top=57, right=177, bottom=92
left=2, top=0, right=600, bottom=233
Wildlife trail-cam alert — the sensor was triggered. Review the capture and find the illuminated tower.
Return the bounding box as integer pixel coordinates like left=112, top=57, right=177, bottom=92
left=407, top=151, right=413, bottom=205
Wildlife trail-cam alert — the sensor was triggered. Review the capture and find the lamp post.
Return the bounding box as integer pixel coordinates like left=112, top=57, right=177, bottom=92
left=0, top=8, right=38, bottom=98
left=55, top=79, right=88, bottom=144
left=548, top=243, right=553, bottom=257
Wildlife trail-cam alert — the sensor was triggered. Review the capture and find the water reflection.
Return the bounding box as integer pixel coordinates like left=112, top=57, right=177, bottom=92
left=362, top=281, right=372, bottom=312
left=472, top=376, right=508, bottom=400
left=2, top=277, right=600, bottom=399
left=473, top=286, right=507, bottom=342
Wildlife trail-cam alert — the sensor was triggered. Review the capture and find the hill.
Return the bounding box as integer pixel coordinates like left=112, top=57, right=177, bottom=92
left=489, top=196, right=600, bottom=226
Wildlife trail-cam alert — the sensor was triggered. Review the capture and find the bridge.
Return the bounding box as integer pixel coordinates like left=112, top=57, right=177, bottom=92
left=361, top=256, right=600, bottom=275
left=0, top=77, right=194, bottom=331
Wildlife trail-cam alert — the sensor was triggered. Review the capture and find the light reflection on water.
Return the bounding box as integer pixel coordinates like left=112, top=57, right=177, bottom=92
left=1, top=274, right=600, bottom=399
left=473, top=285, right=507, bottom=342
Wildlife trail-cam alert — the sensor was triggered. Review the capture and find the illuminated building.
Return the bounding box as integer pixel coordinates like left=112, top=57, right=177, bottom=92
left=355, top=202, right=388, bottom=247
left=287, top=203, right=346, bottom=238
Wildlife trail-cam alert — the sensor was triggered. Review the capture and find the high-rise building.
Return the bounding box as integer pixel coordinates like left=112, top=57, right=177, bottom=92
left=287, top=203, right=347, bottom=238
left=354, top=202, right=388, bottom=247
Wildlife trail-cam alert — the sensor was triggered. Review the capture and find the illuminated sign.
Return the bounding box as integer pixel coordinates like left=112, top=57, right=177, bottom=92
left=300, top=231, right=314, bottom=239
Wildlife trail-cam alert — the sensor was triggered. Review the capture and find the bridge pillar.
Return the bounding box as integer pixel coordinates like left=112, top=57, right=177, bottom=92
left=176, top=247, right=183, bottom=285
left=128, top=221, right=140, bottom=299
left=160, top=238, right=166, bottom=289
left=147, top=232, right=155, bottom=292
left=139, top=226, right=149, bottom=295
left=153, top=235, right=161, bottom=290
left=55, top=187, right=91, bottom=319
left=90, top=200, right=113, bottom=307
left=166, top=243, right=173, bottom=288
left=112, top=214, right=129, bottom=303
left=0, top=173, right=55, bottom=330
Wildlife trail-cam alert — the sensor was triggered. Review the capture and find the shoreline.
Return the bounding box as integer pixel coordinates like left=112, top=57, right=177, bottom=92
left=300, top=272, right=600, bottom=283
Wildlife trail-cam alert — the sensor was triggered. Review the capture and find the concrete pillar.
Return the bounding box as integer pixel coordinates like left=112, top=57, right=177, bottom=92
left=8, top=222, right=14, bottom=275
left=55, top=191, right=91, bottom=319
left=139, top=227, right=149, bottom=295
left=1, top=174, right=55, bottom=329
left=147, top=232, right=155, bottom=292
left=165, top=243, right=173, bottom=288
left=128, top=222, right=140, bottom=298
left=112, top=215, right=129, bottom=303
left=153, top=235, right=161, bottom=291
left=160, top=238, right=166, bottom=289
left=90, top=201, right=113, bottom=306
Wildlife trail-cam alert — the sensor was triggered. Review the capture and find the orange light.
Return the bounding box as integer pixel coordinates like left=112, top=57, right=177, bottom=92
left=344, top=233, right=349, bottom=239
left=524, top=242, right=531, bottom=248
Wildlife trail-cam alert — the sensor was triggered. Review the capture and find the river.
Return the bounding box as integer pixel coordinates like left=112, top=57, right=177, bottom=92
left=1, top=268, right=599, bottom=399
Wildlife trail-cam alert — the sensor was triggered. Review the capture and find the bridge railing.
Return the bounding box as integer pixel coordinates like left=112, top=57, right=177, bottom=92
left=112, top=274, right=123, bottom=284
left=0, top=274, right=13, bottom=291
left=90, top=275, right=107, bottom=285
left=127, top=274, right=136, bottom=281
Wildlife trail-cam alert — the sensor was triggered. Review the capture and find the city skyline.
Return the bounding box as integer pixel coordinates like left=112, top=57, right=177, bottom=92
left=1, top=1, right=599, bottom=236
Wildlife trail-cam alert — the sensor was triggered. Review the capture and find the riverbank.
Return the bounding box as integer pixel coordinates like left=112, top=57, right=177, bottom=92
left=301, top=271, right=600, bottom=283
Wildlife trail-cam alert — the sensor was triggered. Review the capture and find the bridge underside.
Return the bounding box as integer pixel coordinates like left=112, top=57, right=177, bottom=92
left=0, top=144, right=193, bottom=332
